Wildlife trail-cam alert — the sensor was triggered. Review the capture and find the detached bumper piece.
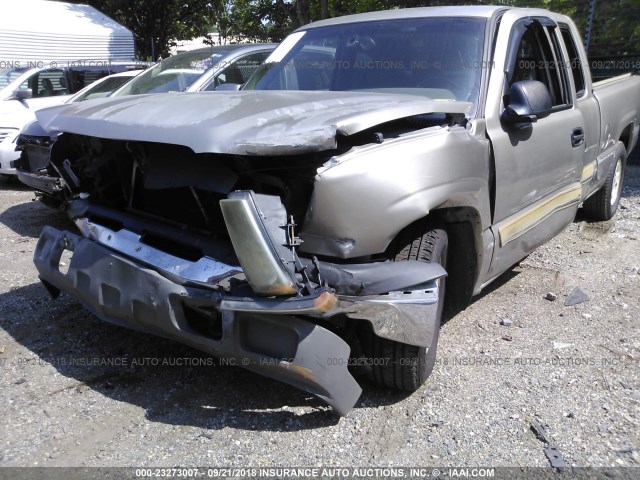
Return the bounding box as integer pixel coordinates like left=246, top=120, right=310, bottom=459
left=34, top=226, right=361, bottom=415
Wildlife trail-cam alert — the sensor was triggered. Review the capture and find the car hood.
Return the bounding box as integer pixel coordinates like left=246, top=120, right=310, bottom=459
left=36, top=90, right=472, bottom=155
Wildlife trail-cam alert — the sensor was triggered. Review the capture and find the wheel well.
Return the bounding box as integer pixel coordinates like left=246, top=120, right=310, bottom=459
left=388, top=207, right=481, bottom=315
left=620, top=123, right=633, bottom=153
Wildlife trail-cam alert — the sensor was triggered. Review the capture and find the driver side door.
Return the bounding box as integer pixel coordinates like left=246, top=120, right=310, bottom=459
left=485, top=15, right=585, bottom=279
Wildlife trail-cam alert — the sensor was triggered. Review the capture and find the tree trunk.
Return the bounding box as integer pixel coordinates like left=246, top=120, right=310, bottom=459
left=320, top=0, right=329, bottom=19
left=296, top=0, right=311, bottom=26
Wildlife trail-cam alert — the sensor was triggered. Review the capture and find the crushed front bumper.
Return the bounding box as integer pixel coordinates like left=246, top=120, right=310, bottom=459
left=33, top=193, right=445, bottom=415
left=34, top=226, right=362, bottom=415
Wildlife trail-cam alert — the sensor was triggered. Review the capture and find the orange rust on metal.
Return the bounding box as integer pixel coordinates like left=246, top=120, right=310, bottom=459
left=313, top=291, right=337, bottom=312
left=281, top=362, right=316, bottom=381
left=262, top=283, right=297, bottom=296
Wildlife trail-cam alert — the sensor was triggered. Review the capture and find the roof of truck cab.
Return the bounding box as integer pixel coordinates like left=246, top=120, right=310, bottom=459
left=300, top=6, right=512, bottom=29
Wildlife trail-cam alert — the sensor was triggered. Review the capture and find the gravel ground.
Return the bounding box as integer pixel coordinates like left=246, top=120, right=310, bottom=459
left=0, top=166, right=639, bottom=474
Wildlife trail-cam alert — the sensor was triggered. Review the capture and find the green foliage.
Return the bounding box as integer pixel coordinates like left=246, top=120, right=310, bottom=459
left=60, top=0, right=638, bottom=60
left=485, top=0, right=638, bottom=57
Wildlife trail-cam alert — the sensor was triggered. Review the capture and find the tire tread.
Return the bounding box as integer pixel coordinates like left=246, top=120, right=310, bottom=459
left=362, top=221, right=446, bottom=392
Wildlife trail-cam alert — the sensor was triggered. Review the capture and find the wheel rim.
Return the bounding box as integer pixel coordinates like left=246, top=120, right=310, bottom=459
left=611, top=159, right=623, bottom=207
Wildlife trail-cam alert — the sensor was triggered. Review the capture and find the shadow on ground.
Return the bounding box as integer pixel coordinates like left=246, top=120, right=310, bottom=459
left=0, top=176, right=32, bottom=192
left=0, top=198, right=72, bottom=238
left=0, top=283, right=408, bottom=432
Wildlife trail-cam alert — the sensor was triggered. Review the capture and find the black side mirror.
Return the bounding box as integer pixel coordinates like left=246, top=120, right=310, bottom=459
left=15, top=88, right=33, bottom=100
left=501, top=80, right=552, bottom=124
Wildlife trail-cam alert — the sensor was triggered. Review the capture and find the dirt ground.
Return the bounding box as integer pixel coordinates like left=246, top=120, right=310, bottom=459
left=0, top=166, right=639, bottom=474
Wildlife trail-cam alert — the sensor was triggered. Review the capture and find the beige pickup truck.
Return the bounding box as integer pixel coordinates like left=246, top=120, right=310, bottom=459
left=32, top=6, right=640, bottom=415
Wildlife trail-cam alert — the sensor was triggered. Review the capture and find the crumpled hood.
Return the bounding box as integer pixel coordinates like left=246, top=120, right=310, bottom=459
left=36, top=90, right=472, bottom=155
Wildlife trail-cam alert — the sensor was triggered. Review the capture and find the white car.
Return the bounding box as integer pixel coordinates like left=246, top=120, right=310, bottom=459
left=14, top=70, right=141, bottom=199
left=0, top=65, right=140, bottom=178
left=111, top=43, right=276, bottom=96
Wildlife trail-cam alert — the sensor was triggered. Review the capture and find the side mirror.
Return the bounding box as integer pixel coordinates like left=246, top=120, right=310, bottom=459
left=501, top=80, right=552, bottom=124
left=215, top=83, right=242, bottom=91
left=15, top=88, right=33, bottom=100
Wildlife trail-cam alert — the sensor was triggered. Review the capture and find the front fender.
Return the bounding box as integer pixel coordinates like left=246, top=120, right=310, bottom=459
left=300, top=125, right=491, bottom=258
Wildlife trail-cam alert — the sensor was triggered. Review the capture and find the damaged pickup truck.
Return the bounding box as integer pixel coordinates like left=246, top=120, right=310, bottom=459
left=32, top=6, right=640, bottom=415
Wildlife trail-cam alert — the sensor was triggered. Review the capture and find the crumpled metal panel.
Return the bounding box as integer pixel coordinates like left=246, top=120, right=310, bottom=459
left=36, top=90, right=472, bottom=155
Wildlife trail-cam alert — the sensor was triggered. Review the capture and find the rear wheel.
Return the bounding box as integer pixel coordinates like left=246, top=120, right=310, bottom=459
left=583, top=145, right=626, bottom=221
left=361, top=226, right=447, bottom=391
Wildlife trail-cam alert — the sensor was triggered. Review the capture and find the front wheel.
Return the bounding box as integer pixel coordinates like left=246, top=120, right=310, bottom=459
left=583, top=144, right=626, bottom=221
left=360, top=226, right=447, bottom=392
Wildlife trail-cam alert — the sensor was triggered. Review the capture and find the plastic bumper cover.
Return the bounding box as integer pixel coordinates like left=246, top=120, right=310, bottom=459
left=0, top=133, right=20, bottom=175
left=34, top=226, right=362, bottom=415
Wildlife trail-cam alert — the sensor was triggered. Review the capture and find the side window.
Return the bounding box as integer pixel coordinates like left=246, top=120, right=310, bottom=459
left=68, top=68, right=112, bottom=93
left=509, top=23, right=570, bottom=108
left=207, top=52, right=270, bottom=90
left=544, top=27, right=571, bottom=106
left=35, top=69, right=66, bottom=97
left=559, top=25, right=586, bottom=97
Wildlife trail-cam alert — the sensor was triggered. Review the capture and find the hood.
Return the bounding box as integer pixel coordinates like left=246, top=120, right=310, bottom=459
left=0, top=100, right=35, bottom=129
left=36, top=90, right=472, bottom=155
left=21, top=104, right=69, bottom=136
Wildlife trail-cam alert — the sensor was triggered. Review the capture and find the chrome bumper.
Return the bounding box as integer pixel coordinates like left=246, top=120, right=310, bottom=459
left=73, top=216, right=443, bottom=349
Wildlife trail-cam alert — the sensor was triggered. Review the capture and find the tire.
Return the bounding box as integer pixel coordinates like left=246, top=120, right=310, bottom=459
left=583, top=144, right=626, bottom=221
left=361, top=226, right=447, bottom=392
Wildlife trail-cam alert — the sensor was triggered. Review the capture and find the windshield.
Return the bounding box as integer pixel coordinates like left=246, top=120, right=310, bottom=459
left=113, top=50, right=231, bottom=96
left=245, top=17, right=486, bottom=110
left=0, top=67, right=29, bottom=89
left=71, top=75, right=137, bottom=102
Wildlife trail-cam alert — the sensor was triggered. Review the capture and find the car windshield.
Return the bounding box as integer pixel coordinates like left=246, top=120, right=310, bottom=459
left=71, top=75, right=137, bottom=102
left=113, top=50, right=231, bottom=95
left=245, top=17, right=486, bottom=111
left=0, top=67, right=29, bottom=89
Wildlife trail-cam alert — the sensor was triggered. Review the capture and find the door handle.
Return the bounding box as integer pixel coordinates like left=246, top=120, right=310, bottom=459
left=571, top=128, right=585, bottom=147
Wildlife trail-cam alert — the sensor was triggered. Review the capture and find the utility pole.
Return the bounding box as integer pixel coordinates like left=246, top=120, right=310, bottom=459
left=584, top=0, right=597, bottom=56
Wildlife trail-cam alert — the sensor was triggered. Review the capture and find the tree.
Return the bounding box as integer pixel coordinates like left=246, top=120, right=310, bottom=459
left=63, top=0, right=639, bottom=61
